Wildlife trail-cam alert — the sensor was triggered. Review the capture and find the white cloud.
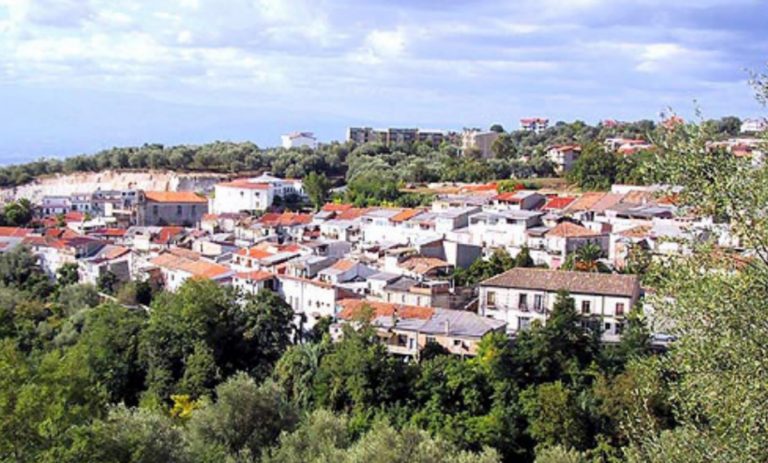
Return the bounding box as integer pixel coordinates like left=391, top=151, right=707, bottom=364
left=351, top=28, right=408, bottom=65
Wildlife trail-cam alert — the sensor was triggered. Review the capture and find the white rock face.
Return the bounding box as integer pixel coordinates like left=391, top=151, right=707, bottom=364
left=1, top=170, right=228, bottom=203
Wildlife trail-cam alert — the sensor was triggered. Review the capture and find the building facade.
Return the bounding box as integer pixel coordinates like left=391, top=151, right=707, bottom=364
left=478, top=268, right=640, bottom=342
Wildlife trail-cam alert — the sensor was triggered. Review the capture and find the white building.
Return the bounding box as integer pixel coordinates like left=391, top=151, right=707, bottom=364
left=741, top=118, right=767, bottom=134
left=520, top=117, right=549, bottom=133
left=281, top=132, right=318, bottom=150
left=212, top=173, right=304, bottom=214
left=148, top=249, right=233, bottom=292
left=478, top=268, right=640, bottom=342
left=546, top=145, right=581, bottom=172
left=276, top=274, right=341, bottom=330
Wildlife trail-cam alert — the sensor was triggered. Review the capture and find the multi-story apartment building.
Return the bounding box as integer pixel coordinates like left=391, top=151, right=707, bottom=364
left=478, top=268, right=640, bottom=342
left=461, top=129, right=500, bottom=158
left=346, top=127, right=447, bottom=146
left=546, top=145, right=582, bottom=172
left=520, top=117, right=549, bottom=133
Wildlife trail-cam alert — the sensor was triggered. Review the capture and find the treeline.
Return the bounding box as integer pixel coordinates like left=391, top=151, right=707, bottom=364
left=0, top=117, right=742, bottom=190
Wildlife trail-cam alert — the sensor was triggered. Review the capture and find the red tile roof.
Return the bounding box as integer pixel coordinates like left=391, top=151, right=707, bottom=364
left=236, top=247, right=274, bottom=259
left=144, top=191, right=207, bottom=204
left=0, top=227, right=33, bottom=238
left=150, top=252, right=230, bottom=279
left=258, top=212, right=313, bottom=227
left=547, top=222, right=599, bottom=238
left=543, top=196, right=576, bottom=210
left=153, top=226, right=185, bottom=244
left=322, top=203, right=353, bottom=212
left=235, top=270, right=275, bottom=282
left=337, top=299, right=435, bottom=321
left=390, top=208, right=424, bottom=223
left=218, top=179, right=270, bottom=190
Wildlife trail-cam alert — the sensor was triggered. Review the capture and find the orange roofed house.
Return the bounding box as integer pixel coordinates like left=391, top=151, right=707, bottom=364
left=136, top=191, right=208, bottom=227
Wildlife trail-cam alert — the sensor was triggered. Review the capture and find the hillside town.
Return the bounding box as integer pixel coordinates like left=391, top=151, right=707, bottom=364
left=4, top=118, right=754, bottom=358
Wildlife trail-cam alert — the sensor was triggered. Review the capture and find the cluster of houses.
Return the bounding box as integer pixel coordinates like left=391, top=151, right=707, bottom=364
left=6, top=170, right=741, bottom=359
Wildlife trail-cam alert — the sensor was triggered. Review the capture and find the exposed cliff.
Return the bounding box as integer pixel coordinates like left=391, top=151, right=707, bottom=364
left=1, top=170, right=229, bottom=203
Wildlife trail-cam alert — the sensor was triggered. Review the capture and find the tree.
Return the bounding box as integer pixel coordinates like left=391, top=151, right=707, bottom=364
left=489, top=124, right=505, bottom=133
left=561, top=242, right=610, bottom=273
left=273, top=343, right=324, bottom=409
left=312, top=324, right=412, bottom=413
left=2, top=199, right=33, bottom=226
left=59, top=405, right=191, bottom=463
left=97, top=270, right=119, bottom=294
left=566, top=143, right=617, bottom=190
left=521, top=381, right=589, bottom=450
left=512, top=291, right=599, bottom=386
left=0, top=246, right=53, bottom=296
left=514, top=246, right=534, bottom=268
left=623, top=75, right=768, bottom=461
left=303, top=171, right=332, bottom=211
left=57, top=262, right=80, bottom=287
left=491, top=133, right=517, bottom=159
left=187, top=373, right=298, bottom=460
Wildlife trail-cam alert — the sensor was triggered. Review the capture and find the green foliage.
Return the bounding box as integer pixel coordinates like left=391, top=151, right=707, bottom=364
left=57, top=262, right=80, bottom=287
left=566, top=143, right=617, bottom=190
left=96, top=270, right=119, bottom=294
left=303, top=171, right=332, bottom=211
left=266, top=409, right=501, bottom=463
left=60, top=405, right=191, bottom=463
left=186, top=373, right=298, bottom=461
left=560, top=242, right=611, bottom=273
left=0, top=199, right=34, bottom=226
left=521, top=381, right=589, bottom=450
left=0, top=246, right=54, bottom=296
left=453, top=248, right=515, bottom=287
left=312, top=325, right=412, bottom=413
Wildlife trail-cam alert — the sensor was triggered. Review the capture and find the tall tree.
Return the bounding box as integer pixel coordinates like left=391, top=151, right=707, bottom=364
left=303, top=172, right=332, bottom=211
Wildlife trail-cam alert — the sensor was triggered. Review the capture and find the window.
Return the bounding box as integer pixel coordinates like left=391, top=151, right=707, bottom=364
left=177, top=205, right=183, bottom=216
left=518, top=317, right=532, bottom=330
left=616, top=322, right=625, bottom=334
left=426, top=336, right=436, bottom=344
left=604, top=322, right=612, bottom=332
left=615, top=303, right=625, bottom=316
left=453, top=339, right=461, bottom=346
left=534, top=294, right=544, bottom=310
left=581, top=300, right=591, bottom=314
left=192, top=205, right=197, bottom=215
left=518, top=293, right=528, bottom=309
left=152, top=205, right=159, bottom=216
left=486, top=291, right=496, bottom=307
left=408, top=338, right=415, bottom=349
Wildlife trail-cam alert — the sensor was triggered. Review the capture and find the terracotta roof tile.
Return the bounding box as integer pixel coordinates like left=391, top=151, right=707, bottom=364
left=0, top=227, right=33, bottom=238
left=543, top=196, right=576, bottom=211
left=390, top=208, right=424, bottom=223
left=547, top=222, right=599, bottom=238
left=565, top=192, right=606, bottom=212
left=144, top=191, right=207, bottom=203
left=235, top=270, right=275, bottom=282
left=482, top=268, right=639, bottom=297
left=217, top=180, right=270, bottom=190
left=337, top=299, right=435, bottom=321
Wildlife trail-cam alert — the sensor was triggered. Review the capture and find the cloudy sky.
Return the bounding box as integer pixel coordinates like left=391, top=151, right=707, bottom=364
left=0, top=0, right=766, bottom=162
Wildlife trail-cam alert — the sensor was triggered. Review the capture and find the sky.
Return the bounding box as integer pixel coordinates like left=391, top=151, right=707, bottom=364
left=0, top=0, right=766, bottom=163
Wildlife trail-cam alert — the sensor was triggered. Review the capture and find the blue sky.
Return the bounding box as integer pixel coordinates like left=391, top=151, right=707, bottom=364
left=0, top=0, right=766, bottom=163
